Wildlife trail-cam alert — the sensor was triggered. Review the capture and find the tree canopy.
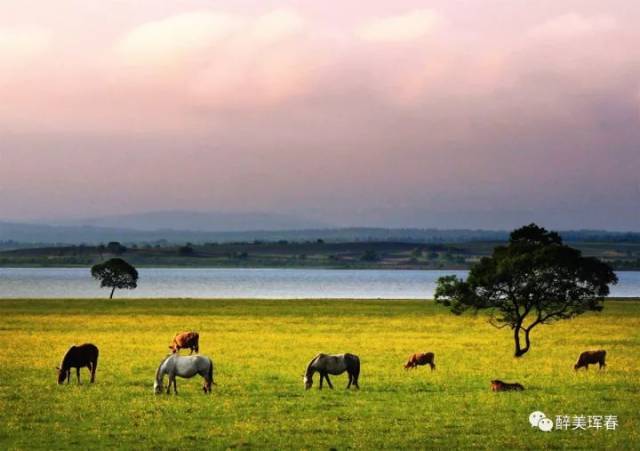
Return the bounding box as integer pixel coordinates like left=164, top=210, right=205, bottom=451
left=434, top=224, right=617, bottom=357
left=361, top=249, right=380, bottom=262
left=106, top=241, right=127, bottom=255
left=91, top=258, right=138, bottom=299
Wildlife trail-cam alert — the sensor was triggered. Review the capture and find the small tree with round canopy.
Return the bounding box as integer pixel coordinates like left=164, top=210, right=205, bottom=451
left=91, top=258, right=138, bottom=299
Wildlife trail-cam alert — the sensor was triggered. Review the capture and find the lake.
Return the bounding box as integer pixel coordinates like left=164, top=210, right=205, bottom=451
left=1, top=267, right=640, bottom=299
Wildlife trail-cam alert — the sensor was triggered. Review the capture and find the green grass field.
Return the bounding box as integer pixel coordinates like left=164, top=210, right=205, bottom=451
left=1, top=299, right=638, bottom=449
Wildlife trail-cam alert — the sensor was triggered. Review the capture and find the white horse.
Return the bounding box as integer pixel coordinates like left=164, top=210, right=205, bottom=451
left=303, top=353, right=360, bottom=390
left=154, top=353, right=215, bottom=395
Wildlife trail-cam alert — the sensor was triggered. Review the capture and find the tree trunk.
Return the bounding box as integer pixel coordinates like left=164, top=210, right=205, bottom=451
left=514, top=326, right=531, bottom=357
left=109, top=286, right=116, bottom=299
left=523, top=328, right=531, bottom=353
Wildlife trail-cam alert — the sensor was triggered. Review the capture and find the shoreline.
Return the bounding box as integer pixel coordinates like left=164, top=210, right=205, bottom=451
left=2, top=264, right=640, bottom=271
left=1, top=297, right=638, bottom=302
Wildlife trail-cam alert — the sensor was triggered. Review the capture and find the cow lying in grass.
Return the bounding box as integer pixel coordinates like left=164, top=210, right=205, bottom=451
left=404, top=352, right=435, bottom=370
left=491, top=380, right=524, bottom=391
left=574, top=350, right=606, bottom=371
left=169, top=331, right=200, bottom=354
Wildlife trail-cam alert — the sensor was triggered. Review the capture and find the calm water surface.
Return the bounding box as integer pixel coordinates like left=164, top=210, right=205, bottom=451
left=1, top=268, right=639, bottom=299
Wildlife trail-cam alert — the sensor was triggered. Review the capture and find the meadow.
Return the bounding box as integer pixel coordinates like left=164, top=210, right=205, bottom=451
left=0, top=298, right=638, bottom=449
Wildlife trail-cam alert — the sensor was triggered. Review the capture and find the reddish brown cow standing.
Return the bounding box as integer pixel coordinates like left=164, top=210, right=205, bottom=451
left=404, top=352, right=436, bottom=370
left=574, top=350, right=606, bottom=371
left=169, top=331, right=200, bottom=354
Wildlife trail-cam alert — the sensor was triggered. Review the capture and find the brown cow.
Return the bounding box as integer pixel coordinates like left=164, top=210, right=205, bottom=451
left=169, top=331, right=200, bottom=354
left=491, top=380, right=524, bottom=392
left=404, top=352, right=436, bottom=370
left=574, top=350, right=606, bottom=371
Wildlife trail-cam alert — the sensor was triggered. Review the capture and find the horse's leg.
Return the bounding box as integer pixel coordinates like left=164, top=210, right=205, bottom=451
left=199, top=369, right=210, bottom=393
left=67, top=369, right=71, bottom=384
left=173, top=377, right=178, bottom=394
left=347, top=372, right=352, bottom=389
left=326, top=374, right=334, bottom=389
left=319, top=373, right=324, bottom=390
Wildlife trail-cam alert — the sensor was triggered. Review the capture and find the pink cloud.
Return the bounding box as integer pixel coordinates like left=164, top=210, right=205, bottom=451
left=529, top=13, right=616, bottom=39
left=0, top=2, right=639, bottom=227
left=0, top=25, right=50, bottom=75
left=112, top=9, right=320, bottom=110
left=356, top=9, right=444, bottom=43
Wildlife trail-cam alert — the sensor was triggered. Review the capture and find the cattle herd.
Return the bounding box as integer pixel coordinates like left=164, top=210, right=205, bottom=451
left=56, top=332, right=608, bottom=393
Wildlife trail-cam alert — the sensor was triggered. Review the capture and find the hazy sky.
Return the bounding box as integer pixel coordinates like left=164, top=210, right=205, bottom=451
left=1, top=1, right=639, bottom=230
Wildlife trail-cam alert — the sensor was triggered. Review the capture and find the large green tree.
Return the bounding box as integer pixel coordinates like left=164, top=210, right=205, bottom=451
left=435, top=224, right=617, bottom=357
left=91, top=258, right=138, bottom=299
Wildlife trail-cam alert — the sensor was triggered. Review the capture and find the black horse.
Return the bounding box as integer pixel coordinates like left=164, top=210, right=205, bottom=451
left=303, top=353, right=360, bottom=390
left=57, top=343, right=99, bottom=384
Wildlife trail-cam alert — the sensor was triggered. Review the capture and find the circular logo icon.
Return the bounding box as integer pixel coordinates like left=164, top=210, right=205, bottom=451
left=538, top=418, right=554, bottom=432
left=529, top=411, right=546, bottom=427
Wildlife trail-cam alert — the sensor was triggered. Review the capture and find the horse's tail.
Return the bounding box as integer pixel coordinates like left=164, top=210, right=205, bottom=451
left=350, top=354, right=360, bottom=378
left=93, top=348, right=99, bottom=371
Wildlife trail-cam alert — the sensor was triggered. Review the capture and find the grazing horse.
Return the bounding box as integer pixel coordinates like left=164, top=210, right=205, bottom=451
left=154, top=353, right=214, bottom=395
left=169, top=331, right=200, bottom=354
left=574, top=350, right=607, bottom=371
left=57, top=343, right=99, bottom=385
left=303, top=353, right=360, bottom=390
left=491, top=380, right=524, bottom=392
left=404, top=352, right=436, bottom=370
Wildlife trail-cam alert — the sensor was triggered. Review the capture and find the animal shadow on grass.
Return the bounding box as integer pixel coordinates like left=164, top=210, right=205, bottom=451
left=366, top=384, right=400, bottom=393
left=276, top=391, right=304, bottom=399
left=410, top=383, right=440, bottom=393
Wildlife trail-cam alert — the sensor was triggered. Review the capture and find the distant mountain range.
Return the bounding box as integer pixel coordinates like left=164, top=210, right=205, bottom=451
left=0, top=222, right=505, bottom=246
left=1, top=210, right=639, bottom=248
left=48, top=210, right=331, bottom=232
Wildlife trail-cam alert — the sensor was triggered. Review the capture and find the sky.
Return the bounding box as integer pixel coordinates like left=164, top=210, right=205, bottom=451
left=0, top=0, right=639, bottom=230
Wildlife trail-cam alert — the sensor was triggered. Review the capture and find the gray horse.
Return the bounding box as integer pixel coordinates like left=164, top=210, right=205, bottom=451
left=154, top=353, right=215, bottom=395
left=303, top=353, right=360, bottom=390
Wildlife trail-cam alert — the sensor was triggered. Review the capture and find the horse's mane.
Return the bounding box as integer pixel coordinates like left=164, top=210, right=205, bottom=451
left=305, top=353, right=323, bottom=377
left=60, top=345, right=77, bottom=369
left=155, top=354, right=173, bottom=380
